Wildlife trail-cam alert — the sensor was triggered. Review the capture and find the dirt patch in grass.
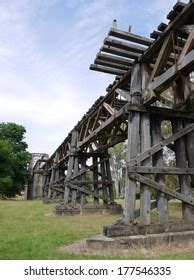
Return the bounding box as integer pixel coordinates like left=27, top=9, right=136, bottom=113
left=58, top=238, right=194, bottom=259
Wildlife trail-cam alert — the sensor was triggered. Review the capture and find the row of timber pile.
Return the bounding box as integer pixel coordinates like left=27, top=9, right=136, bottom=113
left=30, top=1, right=194, bottom=222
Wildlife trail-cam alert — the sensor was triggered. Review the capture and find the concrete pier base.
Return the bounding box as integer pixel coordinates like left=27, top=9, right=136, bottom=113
left=87, top=230, right=194, bottom=250
left=55, top=203, right=123, bottom=215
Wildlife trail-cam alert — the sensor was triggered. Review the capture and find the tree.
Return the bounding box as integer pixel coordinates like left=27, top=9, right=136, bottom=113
left=0, top=123, right=31, bottom=198
left=109, top=142, right=126, bottom=198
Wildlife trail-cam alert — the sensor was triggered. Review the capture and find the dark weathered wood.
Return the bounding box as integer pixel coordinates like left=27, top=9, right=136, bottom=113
left=95, top=59, right=129, bottom=71
left=105, top=157, right=115, bottom=204
left=101, top=45, right=141, bottom=60
left=149, top=32, right=172, bottom=82
left=144, top=49, right=194, bottom=105
left=104, top=37, right=146, bottom=54
left=128, top=123, right=194, bottom=166
left=90, top=64, right=126, bottom=75
left=130, top=173, right=194, bottom=206
left=64, top=131, right=78, bottom=204
left=100, top=156, right=108, bottom=204
left=125, top=64, right=141, bottom=223
left=71, top=156, right=79, bottom=204
left=96, top=53, right=134, bottom=67
left=140, top=2, right=194, bottom=63
left=172, top=119, right=194, bottom=221
left=104, top=221, right=194, bottom=237
left=151, top=119, right=168, bottom=223
left=140, top=113, right=151, bottom=225
left=80, top=158, right=87, bottom=205
left=108, top=28, right=153, bottom=46
left=93, top=156, right=99, bottom=205
left=128, top=166, right=194, bottom=175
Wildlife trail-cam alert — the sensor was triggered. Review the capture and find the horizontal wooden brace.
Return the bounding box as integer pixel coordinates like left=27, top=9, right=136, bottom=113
left=129, top=173, right=194, bottom=206
left=66, top=180, right=113, bottom=185
left=128, top=166, right=194, bottom=175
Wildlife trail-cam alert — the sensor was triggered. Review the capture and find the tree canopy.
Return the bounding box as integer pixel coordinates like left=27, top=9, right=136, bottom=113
left=0, top=123, right=31, bottom=198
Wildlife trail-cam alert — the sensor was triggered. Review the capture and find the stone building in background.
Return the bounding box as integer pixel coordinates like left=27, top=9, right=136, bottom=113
left=25, top=153, right=49, bottom=200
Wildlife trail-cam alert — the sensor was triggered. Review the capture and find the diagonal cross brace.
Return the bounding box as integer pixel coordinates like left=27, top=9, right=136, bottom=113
left=128, top=123, right=194, bottom=166
left=129, top=173, right=194, bottom=206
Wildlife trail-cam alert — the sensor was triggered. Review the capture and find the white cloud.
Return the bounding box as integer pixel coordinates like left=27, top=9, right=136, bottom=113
left=0, top=0, right=184, bottom=155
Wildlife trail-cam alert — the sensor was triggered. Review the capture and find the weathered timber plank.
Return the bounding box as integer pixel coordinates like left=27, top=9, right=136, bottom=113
left=93, top=156, right=99, bottom=205
left=108, top=28, right=152, bottom=46
left=101, top=45, right=141, bottom=60
left=105, top=157, right=115, bottom=204
left=125, top=64, right=141, bottom=223
left=103, top=102, right=117, bottom=116
left=90, top=64, right=126, bottom=75
left=64, top=131, right=78, bottom=204
left=100, top=157, right=109, bottom=204
left=144, top=50, right=194, bottom=105
left=125, top=111, right=140, bottom=223
left=96, top=53, right=134, bottom=67
left=149, top=33, right=172, bottom=82
left=172, top=119, right=194, bottom=221
left=80, top=158, right=87, bottom=205
left=140, top=113, right=151, bottom=225
left=128, top=166, right=194, bottom=175
left=104, top=221, right=194, bottom=237
left=95, top=59, right=129, bottom=71
left=71, top=156, right=79, bottom=204
left=130, top=173, right=194, bottom=206
left=140, top=2, right=194, bottom=63
left=179, top=26, right=194, bottom=61
left=104, top=37, right=146, bottom=54
left=128, top=123, right=194, bottom=166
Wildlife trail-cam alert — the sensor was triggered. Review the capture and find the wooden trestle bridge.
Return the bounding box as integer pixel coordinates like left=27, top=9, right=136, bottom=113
left=31, top=1, right=194, bottom=227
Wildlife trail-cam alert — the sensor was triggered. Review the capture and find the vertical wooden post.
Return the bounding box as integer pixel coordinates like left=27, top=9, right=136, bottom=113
left=151, top=118, right=168, bottom=224
left=48, top=186, right=52, bottom=199
left=100, top=157, right=108, bottom=205
left=105, top=156, right=115, bottom=204
left=182, top=75, right=194, bottom=187
left=80, top=157, right=87, bottom=205
left=124, top=63, right=141, bottom=223
left=64, top=131, right=78, bottom=204
left=140, top=113, right=151, bottom=225
left=172, top=119, right=194, bottom=221
left=173, top=78, right=194, bottom=221
left=93, top=156, right=99, bottom=205
left=72, top=157, right=79, bottom=204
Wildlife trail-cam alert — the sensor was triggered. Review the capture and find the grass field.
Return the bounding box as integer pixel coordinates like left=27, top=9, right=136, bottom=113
left=0, top=199, right=194, bottom=260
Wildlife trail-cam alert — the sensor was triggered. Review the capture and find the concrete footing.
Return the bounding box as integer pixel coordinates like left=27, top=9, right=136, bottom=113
left=87, top=230, right=194, bottom=250
left=55, top=203, right=123, bottom=215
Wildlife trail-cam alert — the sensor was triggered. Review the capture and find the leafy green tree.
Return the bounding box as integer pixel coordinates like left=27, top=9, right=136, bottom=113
left=0, top=123, right=31, bottom=198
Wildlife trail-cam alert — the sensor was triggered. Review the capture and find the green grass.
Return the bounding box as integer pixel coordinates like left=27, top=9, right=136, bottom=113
left=0, top=200, right=194, bottom=260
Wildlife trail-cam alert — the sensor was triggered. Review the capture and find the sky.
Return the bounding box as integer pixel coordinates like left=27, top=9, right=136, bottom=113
left=0, top=0, right=183, bottom=156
